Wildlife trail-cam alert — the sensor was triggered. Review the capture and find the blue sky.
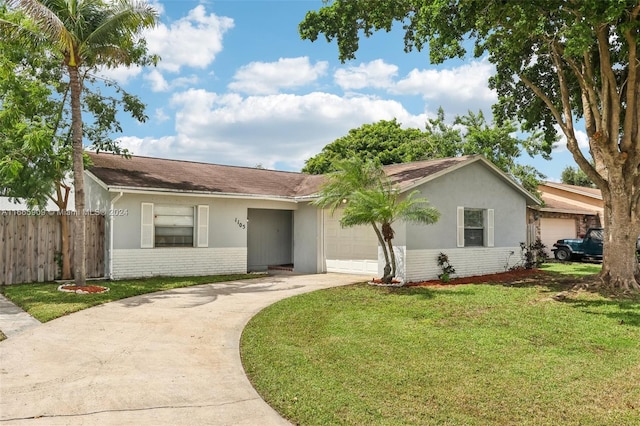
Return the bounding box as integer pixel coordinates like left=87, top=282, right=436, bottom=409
left=101, top=0, right=589, bottom=182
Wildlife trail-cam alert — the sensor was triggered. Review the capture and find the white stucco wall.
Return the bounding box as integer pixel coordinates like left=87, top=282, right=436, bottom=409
left=293, top=202, right=323, bottom=274
left=100, top=191, right=302, bottom=279
left=396, top=161, right=530, bottom=282
left=322, top=208, right=379, bottom=275
left=82, top=158, right=532, bottom=281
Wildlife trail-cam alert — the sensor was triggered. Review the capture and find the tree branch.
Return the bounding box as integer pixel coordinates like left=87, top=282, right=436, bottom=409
left=622, top=28, right=637, bottom=152
left=595, top=24, right=621, bottom=150
left=521, top=49, right=603, bottom=188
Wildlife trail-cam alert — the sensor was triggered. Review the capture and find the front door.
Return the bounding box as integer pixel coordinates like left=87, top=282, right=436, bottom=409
left=247, top=209, right=293, bottom=272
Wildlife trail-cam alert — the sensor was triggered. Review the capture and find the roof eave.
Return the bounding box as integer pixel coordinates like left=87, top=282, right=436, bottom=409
left=103, top=185, right=299, bottom=203
left=533, top=206, right=601, bottom=215
left=541, top=182, right=602, bottom=200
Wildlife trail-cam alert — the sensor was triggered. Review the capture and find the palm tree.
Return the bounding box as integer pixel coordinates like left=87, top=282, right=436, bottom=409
left=315, top=158, right=440, bottom=284
left=3, top=0, right=158, bottom=285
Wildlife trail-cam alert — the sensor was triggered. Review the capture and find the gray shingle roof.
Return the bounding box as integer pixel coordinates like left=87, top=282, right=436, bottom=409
left=87, top=152, right=325, bottom=198
left=87, top=152, right=536, bottom=204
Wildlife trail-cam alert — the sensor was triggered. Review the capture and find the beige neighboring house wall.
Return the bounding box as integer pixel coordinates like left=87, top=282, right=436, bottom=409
left=528, top=182, right=603, bottom=255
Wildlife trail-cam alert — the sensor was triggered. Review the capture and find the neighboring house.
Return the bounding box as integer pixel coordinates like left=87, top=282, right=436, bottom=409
left=527, top=182, right=603, bottom=255
left=85, top=152, right=539, bottom=282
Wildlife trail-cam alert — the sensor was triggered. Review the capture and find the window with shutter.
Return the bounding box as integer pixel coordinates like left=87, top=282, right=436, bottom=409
left=456, top=206, right=465, bottom=247
left=457, top=207, right=494, bottom=247
left=141, top=203, right=154, bottom=248
left=487, top=209, right=495, bottom=247
left=154, top=205, right=195, bottom=247
left=197, top=205, right=209, bottom=247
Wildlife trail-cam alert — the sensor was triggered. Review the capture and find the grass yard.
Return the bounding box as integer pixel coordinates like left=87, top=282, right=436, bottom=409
left=1, top=273, right=265, bottom=323
left=241, top=264, right=640, bottom=425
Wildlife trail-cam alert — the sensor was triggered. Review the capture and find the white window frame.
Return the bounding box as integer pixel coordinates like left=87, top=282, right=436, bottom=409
left=456, top=207, right=494, bottom=248
left=140, top=203, right=209, bottom=248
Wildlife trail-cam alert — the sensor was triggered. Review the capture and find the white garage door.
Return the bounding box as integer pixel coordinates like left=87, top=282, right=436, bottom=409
left=323, top=209, right=378, bottom=275
left=540, top=218, right=576, bottom=256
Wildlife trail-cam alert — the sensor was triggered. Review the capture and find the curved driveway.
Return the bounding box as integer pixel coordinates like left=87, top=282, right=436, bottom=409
left=0, top=273, right=367, bottom=425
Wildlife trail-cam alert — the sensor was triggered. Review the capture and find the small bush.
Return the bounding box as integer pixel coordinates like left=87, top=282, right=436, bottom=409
left=514, top=239, right=547, bottom=270
left=437, top=252, right=456, bottom=283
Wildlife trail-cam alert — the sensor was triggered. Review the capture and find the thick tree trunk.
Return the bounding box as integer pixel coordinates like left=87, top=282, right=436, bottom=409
left=68, top=64, right=86, bottom=287
left=600, top=180, right=640, bottom=291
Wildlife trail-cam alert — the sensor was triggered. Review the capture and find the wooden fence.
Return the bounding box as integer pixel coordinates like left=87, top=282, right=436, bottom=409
left=0, top=212, right=105, bottom=285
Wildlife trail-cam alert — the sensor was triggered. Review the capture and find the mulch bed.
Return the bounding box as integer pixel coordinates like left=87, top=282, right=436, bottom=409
left=405, top=268, right=546, bottom=287
left=57, top=284, right=110, bottom=294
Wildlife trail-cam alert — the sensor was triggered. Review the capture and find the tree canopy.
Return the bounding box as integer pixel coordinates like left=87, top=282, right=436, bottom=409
left=2, top=0, right=158, bottom=285
left=303, top=119, right=429, bottom=174
left=304, top=109, right=546, bottom=194
left=300, top=1, right=640, bottom=290
left=0, top=11, right=148, bottom=208
left=1, top=5, right=155, bottom=279
left=561, top=166, right=595, bottom=188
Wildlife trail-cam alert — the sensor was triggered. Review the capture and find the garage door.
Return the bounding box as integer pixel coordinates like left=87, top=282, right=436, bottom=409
left=540, top=218, right=576, bottom=256
left=323, top=209, right=378, bottom=275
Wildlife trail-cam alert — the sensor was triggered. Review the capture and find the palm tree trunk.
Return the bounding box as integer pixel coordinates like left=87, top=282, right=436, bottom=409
left=68, top=63, right=86, bottom=286
left=370, top=222, right=392, bottom=281
left=387, top=239, right=397, bottom=279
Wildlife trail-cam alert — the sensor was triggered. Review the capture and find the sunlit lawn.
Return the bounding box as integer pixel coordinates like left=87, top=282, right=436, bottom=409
left=540, top=261, right=602, bottom=276
left=241, top=263, right=640, bottom=425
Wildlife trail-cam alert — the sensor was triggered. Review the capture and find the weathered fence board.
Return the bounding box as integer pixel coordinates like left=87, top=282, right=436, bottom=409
left=0, top=212, right=105, bottom=285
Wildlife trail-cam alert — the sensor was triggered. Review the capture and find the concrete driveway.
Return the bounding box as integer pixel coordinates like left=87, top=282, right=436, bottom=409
left=0, top=273, right=367, bottom=425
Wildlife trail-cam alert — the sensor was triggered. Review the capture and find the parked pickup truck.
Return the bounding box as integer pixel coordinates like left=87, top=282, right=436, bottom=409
left=552, top=228, right=604, bottom=261
left=552, top=228, right=640, bottom=262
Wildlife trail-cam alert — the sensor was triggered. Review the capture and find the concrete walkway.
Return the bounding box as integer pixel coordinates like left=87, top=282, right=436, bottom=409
left=0, top=294, right=41, bottom=338
left=0, top=273, right=367, bottom=425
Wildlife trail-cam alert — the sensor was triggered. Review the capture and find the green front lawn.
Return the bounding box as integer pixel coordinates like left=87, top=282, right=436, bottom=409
left=540, top=261, right=602, bottom=276
left=241, top=264, right=640, bottom=425
left=2, top=274, right=265, bottom=323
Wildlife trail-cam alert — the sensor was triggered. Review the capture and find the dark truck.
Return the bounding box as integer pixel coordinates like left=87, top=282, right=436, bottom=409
left=552, top=228, right=603, bottom=261
left=552, top=227, right=640, bottom=262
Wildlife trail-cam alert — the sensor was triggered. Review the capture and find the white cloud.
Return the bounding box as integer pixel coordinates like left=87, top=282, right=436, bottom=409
left=145, top=69, right=169, bottom=92
left=228, top=57, right=328, bottom=95
left=96, top=64, right=142, bottom=85
left=393, top=59, right=496, bottom=101
left=143, top=5, right=234, bottom=73
left=148, top=0, right=164, bottom=16
left=553, top=127, right=589, bottom=152
left=94, top=4, right=229, bottom=86
left=154, top=108, right=169, bottom=123
left=390, top=59, right=497, bottom=116
left=144, top=69, right=200, bottom=92
left=122, top=89, right=430, bottom=170
left=334, top=59, right=398, bottom=90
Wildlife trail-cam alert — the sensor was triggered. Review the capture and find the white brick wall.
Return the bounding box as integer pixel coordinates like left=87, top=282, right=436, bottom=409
left=404, top=247, right=522, bottom=283
left=111, top=247, right=247, bottom=279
